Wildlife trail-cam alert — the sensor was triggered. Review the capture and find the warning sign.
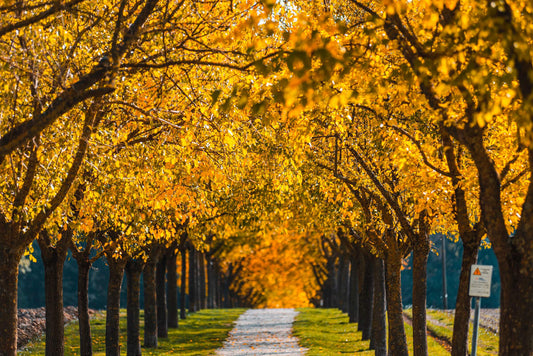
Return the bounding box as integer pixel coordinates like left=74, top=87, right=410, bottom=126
left=469, top=264, right=493, bottom=298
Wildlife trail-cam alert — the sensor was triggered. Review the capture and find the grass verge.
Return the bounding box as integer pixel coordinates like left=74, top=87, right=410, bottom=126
left=294, top=308, right=373, bottom=355
left=295, top=308, right=450, bottom=355
left=404, top=309, right=498, bottom=355
left=20, top=308, right=245, bottom=356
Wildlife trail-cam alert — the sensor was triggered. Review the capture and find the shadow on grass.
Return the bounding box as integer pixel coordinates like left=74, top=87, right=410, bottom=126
left=21, top=308, right=246, bottom=356
left=294, top=308, right=373, bottom=355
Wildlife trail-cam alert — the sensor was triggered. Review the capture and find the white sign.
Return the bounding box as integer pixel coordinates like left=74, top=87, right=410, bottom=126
left=469, top=264, right=493, bottom=298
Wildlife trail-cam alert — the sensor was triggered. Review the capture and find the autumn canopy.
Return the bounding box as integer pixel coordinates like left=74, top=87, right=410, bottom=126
left=0, top=0, right=532, bottom=355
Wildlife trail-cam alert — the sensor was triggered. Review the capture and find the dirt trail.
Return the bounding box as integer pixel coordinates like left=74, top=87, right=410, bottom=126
left=216, top=308, right=308, bottom=356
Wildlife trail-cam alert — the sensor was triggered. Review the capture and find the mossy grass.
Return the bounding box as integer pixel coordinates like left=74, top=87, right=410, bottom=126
left=295, top=308, right=449, bottom=355
left=20, top=308, right=245, bottom=355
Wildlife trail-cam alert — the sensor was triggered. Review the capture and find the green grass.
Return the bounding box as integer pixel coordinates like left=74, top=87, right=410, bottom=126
left=403, top=309, right=499, bottom=355
left=294, top=308, right=373, bottom=355
left=20, top=308, right=245, bottom=355
left=295, top=308, right=449, bottom=355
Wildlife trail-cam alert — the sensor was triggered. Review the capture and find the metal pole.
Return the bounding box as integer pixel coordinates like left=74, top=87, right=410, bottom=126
left=442, top=235, right=448, bottom=309
left=471, top=297, right=481, bottom=356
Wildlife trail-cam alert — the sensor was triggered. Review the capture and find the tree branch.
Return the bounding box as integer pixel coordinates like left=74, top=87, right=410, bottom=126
left=0, top=0, right=85, bottom=37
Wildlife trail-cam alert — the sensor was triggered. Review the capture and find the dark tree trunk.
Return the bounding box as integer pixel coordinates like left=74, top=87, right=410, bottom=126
left=451, top=237, right=479, bottom=356
left=38, top=232, right=69, bottom=356
left=497, top=235, right=533, bottom=356
left=188, top=247, right=197, bottom=312
left=166, top=250, right=178, bottom=328
left=143, top=253, right=158, bottom=348
left=324, top=256, right=337, bottom=307
left=179, top=247, right=187, bottom=319
left=441, top=129, right=483, bottom=356
left=207, top=257, right=216, bottom=309
left=348, top=254, right=360, bottom=323
left=105, top=257, right=127, bottom=356
left=384, top=239, right=409, bottom=356
left=0, top=243, right=24, bottom=356
left=370, top=258, right=387, bottom=355
left=216, top=267, right=223, bottom=308
left=338, top=254, right=350, bottom=313
left=156, top=254, right=168, bottom=338
left=359, top=251, right=375, bottom=340
left=455, top=120, right=533, bottom=355
left=199, top=252, right=207, bottom=310
left=125, top=259, right=143, bottom=356
left=412, top=233, right=429, bottom=356
left=77, top=260, right=93, bottom=356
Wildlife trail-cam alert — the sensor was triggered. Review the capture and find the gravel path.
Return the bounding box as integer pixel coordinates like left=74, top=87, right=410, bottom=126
left=216, top=308, right=308, bottom=356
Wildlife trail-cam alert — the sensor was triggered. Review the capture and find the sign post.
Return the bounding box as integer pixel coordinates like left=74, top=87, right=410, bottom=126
left=469, top=264, right=493, bottom=356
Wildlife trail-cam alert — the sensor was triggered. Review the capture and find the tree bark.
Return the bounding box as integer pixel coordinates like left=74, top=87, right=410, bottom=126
left=77, top=259, right=93, bottom=356
left=441, top=128, right=483, bottom=356
left=156, top=254, right=168, bottom=338
left=105, top=257, right=127, bottom=356
left=125, top=259, right=144, bottom=356
left=180, top=247, right=187, bottom=319
left=199, top=252, right=207, bottom=310
left=451, top=237, right=479, bottom=356
left=166, top=250, right=178, bottom=328
left=338, top=254, right=350, bottom=313
left=384, top=238, right=409, bottom=356
left=143, top=251, right=158, bottom=348
left=412, top=233, right=429, bottom=356
left=207, top=257, right=216, bottom=309
left=498, top=243, right=533, bottom=355
left=461, top=132, right=533, bottom=355
left=370, top=257, right=387, bottom=355
left=0, top=243, right=24, bottom=356
left=188, top=246, right=197, bottom=312
left=348, top=253, right=360, bottom=323
left=38, top=232, right=69, bottom=356
left=359, top=251, right=374, bottom=340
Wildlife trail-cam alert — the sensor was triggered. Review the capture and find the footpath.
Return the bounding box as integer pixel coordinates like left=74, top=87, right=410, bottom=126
left=216, top=308, right=308, bottom=355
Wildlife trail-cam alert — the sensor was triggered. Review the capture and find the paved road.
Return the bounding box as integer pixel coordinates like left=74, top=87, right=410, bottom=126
left=216, top=308, right=308, bottom=356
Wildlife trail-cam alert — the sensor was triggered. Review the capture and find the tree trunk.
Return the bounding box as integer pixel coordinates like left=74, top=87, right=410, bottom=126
left=451, top=238, right=479, bottom=356
left=180, top=247, right=187, bottom=319
left=207, top=257, right=216, bottom=309
left=77, top=259, right=93, bottom=356
left=38, top=234, right=69, bottom=356
left=125, top=259, right=143, bottom=356
left=461, top=133, right=533, bottom=354
left=384, top=241, right=409, bottom=356
left=498, top=235, right=533, bottom=355
left=156, top=254, right=168, bottom=338
left=360, top=251, right=374, bottom=340
left=143, top=255, right=158, bottom=348
left=412, top=234, right=429, bottom=356
left=0, top=243, right=24, bottom=356
left=324, top=256, right=336, bottom=307
left=199, top=252, right=207, bottom=310
left=166, top=250, right=178, bottom=328
left=188, top=247, right=197, bottom=312
left=348, top=254, right=360, bottom=323
left=338, top=254, right=349, bottom=313
left=370, top=257, right=387, bottom=355
left=105, top=257, right=127, bottom=356
left=216, top=267, right=223, bottom=308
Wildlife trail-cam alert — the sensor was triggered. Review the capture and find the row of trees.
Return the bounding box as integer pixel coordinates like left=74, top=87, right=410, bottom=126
left=1, top=0, right=532, bottom=355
